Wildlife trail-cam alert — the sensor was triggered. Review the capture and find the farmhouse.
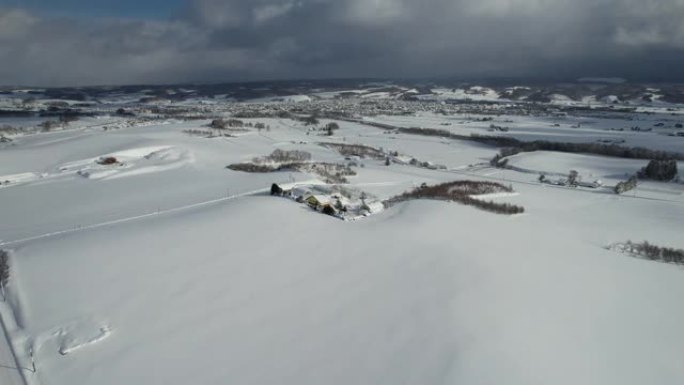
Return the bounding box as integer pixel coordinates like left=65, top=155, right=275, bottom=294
left=576, top=180, right=603, bottom=189
left=306, top=195, right=330, bottom=209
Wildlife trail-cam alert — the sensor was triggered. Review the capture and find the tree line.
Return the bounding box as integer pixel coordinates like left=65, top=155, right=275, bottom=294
left=385, top=181, right=524, bottom=215
left=621, top=241, right=684, bottom=265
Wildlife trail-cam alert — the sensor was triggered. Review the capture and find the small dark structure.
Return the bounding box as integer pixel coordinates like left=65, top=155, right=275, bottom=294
left=271, top=183, right=284, bottom=196
left=97, top=156, right=118, bottom=165
left=321, top=204, right=337, bottom=216
left=116, top=108, right=135, bottom=117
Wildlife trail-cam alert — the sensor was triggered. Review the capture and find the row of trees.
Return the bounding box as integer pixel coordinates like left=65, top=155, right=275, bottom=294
left=209, top=118, right=246, bottom=129
left=512, top=140, right=684, bottom=161
left=38, top=116, right=77, bottom=132
left=386, top=181, right=524, bottom=215
left=615, top=159, right=678, bottom=194
left=182, top=129, right=215, bottom=137
left=321, top=142, right=386, bottom=160
left=209, top=119, right=270, bottom=131
left=622, top=241, right=684, bottom=265
left=490, top=142, right=684, bottom=171
left=301, top=115, right=319, bottom=126
left=227, top=163, right=287, bottom=173
left=0, top=124, right=21, bottom=136
left=489, top=145, right=534, bottom=168
left=261, top=149, right=312, bottom=163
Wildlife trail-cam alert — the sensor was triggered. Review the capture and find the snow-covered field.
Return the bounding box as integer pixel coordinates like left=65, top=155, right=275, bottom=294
left=366, top=111, right=684, bottom=153
left=1, top=110, right=683, bottom=385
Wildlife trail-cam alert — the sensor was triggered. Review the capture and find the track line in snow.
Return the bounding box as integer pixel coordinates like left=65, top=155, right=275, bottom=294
left=0, top=188, right=269, bottom=247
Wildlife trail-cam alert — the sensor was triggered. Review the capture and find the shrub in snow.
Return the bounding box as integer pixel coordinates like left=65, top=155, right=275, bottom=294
left=210, top=118, right=244, bottom=129
left=97, top=156, right=119, bottom=165
left=615, top=175, right=638, bottom=194
left=59, top=114, right=79, bottom=125
left=325, top=122, right=339, bottom=136
left=490, top=147, right=520, bottom=168
left=226, top=119, right=245, bottom=128
left=227, top=163, right=287, bottom=173
left=209, top=119, right=226, bottom=129
left=0, top=124, right=21, bottom=136
left=302, top=115, right=319, bottom=126
left=39, top=120, right=59, bottom=132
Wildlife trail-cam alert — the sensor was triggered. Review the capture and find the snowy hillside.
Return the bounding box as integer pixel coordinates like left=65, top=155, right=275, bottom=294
left=0, top=92, right=683, bottom=385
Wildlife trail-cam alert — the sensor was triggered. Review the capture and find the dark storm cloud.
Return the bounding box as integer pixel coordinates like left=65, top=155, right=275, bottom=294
left=1, top=0, right=684, bottom=86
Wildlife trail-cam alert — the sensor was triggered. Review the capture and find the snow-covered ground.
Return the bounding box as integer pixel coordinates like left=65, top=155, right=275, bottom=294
left=0, top=301, right=25, bottom=385
left=366, top=111, right=684, bottom=153
left=505, top=151, right=648, bottom=180
left=0, top=109, right=683, bottom=385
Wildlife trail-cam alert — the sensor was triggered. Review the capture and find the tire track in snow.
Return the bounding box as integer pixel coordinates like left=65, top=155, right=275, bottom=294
left=0, top=188, right=269, bottom=247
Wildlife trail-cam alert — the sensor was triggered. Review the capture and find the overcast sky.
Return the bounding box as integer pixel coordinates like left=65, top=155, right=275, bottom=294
left=1, top=0, right=683, bottom=86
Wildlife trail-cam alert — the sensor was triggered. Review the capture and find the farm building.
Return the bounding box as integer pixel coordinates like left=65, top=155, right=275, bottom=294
left=305, top=195, right=331, bottom=209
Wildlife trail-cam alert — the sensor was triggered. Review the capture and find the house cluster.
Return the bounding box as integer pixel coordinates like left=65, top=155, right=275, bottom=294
left=271, top=183, right=384, bottom=220
left=538, top=173, right=603, bottom=189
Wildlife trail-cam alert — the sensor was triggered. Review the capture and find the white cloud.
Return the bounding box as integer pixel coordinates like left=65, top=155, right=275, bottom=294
left=614, top=27, right=667, bottom=47
left=464, top=0, right=553, bottom=16
left=253, top=2, right=297, bottom=24
left=342, top=0, right=406, bottom=24
left=191, top=0, right=246, bottom=28
left=614, top=24, right=684, bottom=48
left=0, top=8, right=37, bottom=41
